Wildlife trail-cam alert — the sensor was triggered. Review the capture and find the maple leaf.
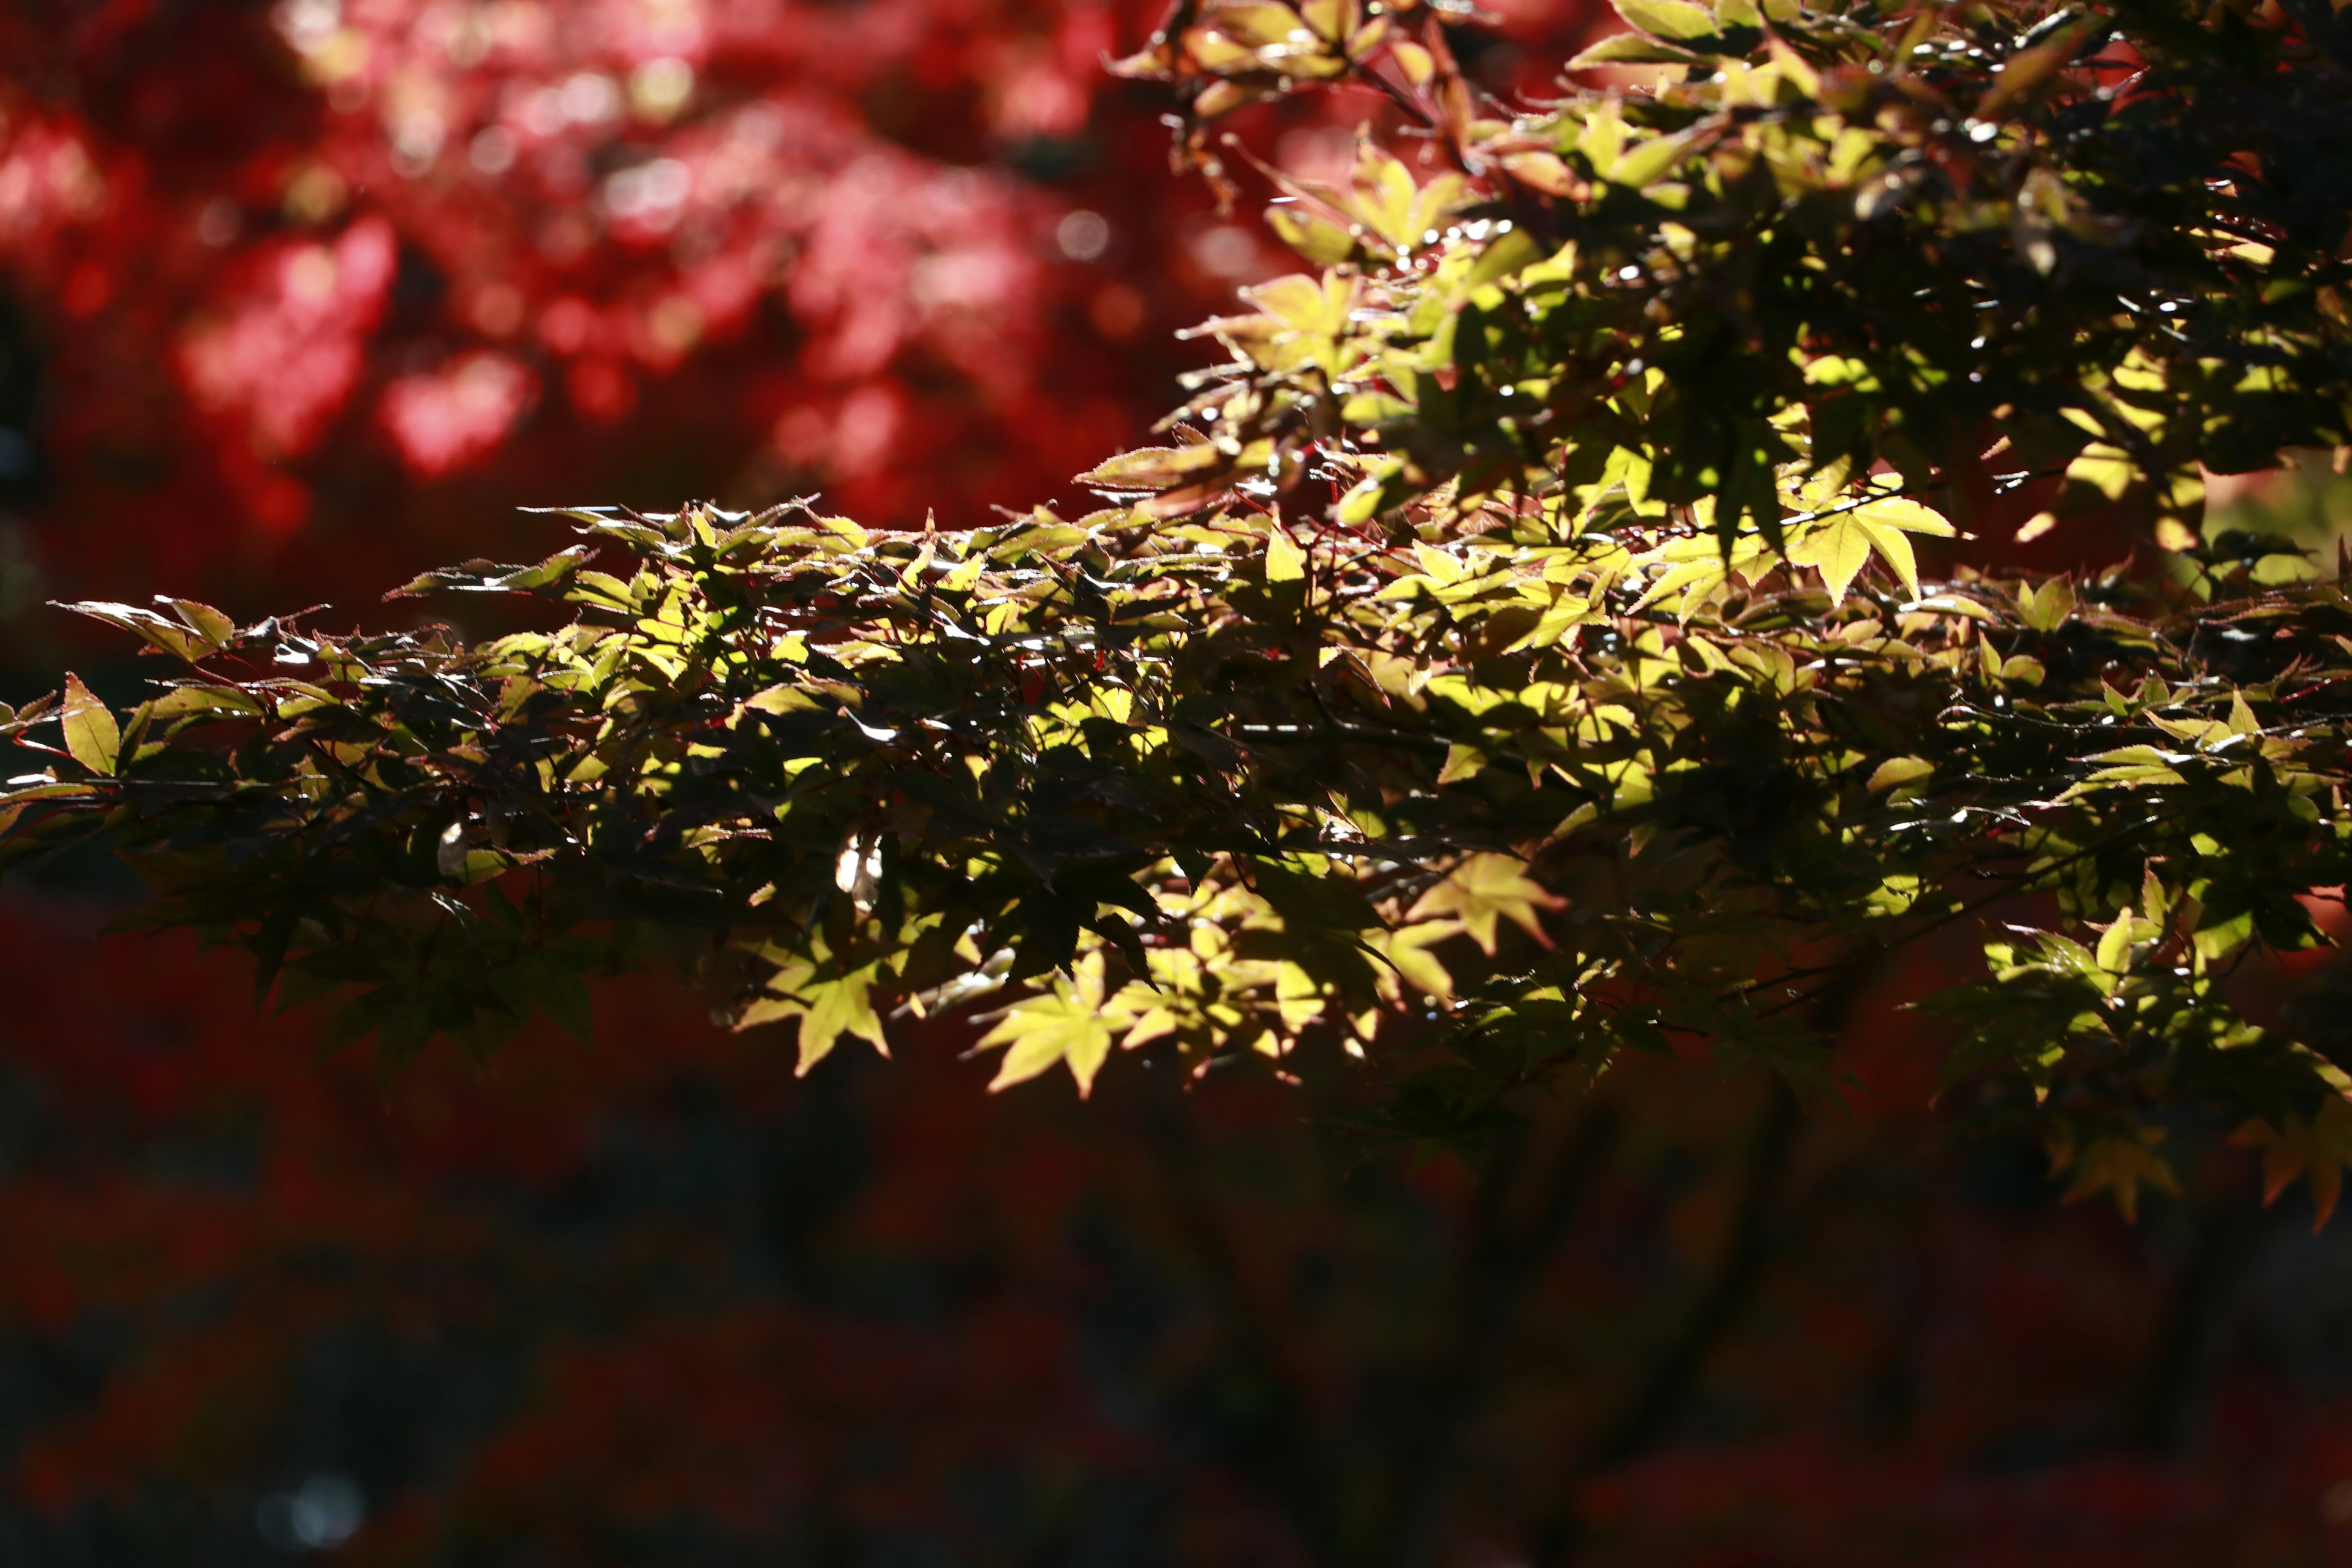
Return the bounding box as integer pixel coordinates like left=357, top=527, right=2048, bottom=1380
left=1630, top=526, right=1769, bottom=619
left=2050, top=1125, right=2181, bottom=1223
left=1787, top=496, right=1954, bottom=602
left=2230, top=1097, right=2352, bottom=1229
left=741, top=955, right=890, bottom=1076
left=976, top=952, right=1120, bottom=1096
left=1368, top=921, right=1459, bottom=1001
left=1405, top=854, right=1565, bottom=956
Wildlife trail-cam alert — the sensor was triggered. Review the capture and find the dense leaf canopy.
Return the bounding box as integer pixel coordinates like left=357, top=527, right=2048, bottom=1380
left=7, top=0, right=2352, bottom=1218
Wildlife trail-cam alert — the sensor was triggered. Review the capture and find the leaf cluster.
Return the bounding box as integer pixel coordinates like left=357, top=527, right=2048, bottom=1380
left=11, top=0, right=2352, bottom=1219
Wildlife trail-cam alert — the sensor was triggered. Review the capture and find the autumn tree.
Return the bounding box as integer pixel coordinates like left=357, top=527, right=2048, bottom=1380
left=6, top=0, right=2352, bottom=1232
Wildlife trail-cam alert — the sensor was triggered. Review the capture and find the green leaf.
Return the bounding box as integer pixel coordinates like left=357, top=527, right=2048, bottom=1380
left=2193, top=909, right=2255, bottom=963
left=1608, top=127, right=1702, bottom=190
left=2017, top=578, right=2076, bottom=631
left=1464, top=227, right=1542, bottom=287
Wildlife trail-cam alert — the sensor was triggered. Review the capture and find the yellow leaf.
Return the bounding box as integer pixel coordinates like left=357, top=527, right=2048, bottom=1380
left=979, top=986, right=1117, bottom=1096
left=1374, top=921, right=1458, bottom=1000
left=1267, top=206, right=1355, bottom=265
left=741, top=960, right=890, bottom=1075
left=1609, top=127, right=1701, bottom=190
left=1274, top=960, right=1324, bottom=1030
left=1787, top=514, right=1873, bottom=603
left=1208, top=1, right=1309, bottom=48
left=743, top=684, right=821, bottom=715
left=1121, top=1006, right=1180, bottom=1050
left=2065, top=443, right=2136, bottom=502
left=973, top=949, right=1119, bottom=1100
left=1789, top=497, right=1953, bottom=602
left=1505, top=596, right=1595, bottom=652
left=1611, top=0, right=1721, bottom=39
left=1265, top=528, right=1308, bottom=582
left=1350, top=143, right=1422, bottom=247
left=1406, top=853, right=1564, bottom=956
left=1866, top=756, right=1934, bottom=795
left=1411, top=541, right=1464, bottom=584
left=1851, top=496, right=1954, bottom=537
left=1577, top=101, right=1626, bottom=176
left=1437, top=743, right=1485, bottom=784
left=1299, top=0, right=1349, bottom=40
left=1248, top=271, right=1354, bottom=336
left=2232, top=1099, right=2352, bottom=1228
left=1860, top=522, right=1922, bottom=601
left=59, top=673, right=119, bottom=777
left=1077, top=444, right=1223, bottom=491
left=1630, top=531, right=1766, bottom=618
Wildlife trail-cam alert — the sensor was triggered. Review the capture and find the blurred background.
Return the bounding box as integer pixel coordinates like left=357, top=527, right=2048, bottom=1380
left=5, top=1, right=2352, bottom=1563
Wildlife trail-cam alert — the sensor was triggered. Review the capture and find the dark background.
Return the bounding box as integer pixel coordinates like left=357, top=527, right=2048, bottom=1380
left=4, top=1, right=2352, bottom=1562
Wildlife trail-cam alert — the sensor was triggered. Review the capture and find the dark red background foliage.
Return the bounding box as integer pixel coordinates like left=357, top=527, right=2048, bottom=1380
left=3, top=2, right=2352, bottom=1564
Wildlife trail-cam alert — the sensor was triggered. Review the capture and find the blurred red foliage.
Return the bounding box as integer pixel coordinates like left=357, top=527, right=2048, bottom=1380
left=3, top=905, right=2351, bottom=1562
left=0, top=0, right=1588, bottom=614
left=6, top=0, right=2352, bottom=1562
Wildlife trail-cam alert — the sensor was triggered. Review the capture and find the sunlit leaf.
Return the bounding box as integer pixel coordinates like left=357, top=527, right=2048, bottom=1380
left=1265, top=528, right=1308, bottom=582
left=1610, top=0, right=1721, bottom=40
left=1406, top=854, right=1565, bottom=956
left=59, top=674, right=119, bottom=777
left=978, top=955, right=1117, bottom=1095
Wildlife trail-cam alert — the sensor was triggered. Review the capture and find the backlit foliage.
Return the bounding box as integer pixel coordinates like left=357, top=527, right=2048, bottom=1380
left=8, top=0, right=2352, bottom=1220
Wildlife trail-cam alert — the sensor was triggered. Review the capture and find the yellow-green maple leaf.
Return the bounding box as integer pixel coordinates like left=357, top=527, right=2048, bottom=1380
left=2231, top=1098, right=2352, bottom=1229
left=1370, top=921, right=1457, bottom=1000
left=1631, top=522, right=1769, bottom=619
left=1405, top=853, right=1565, bottom=956
left=1787, top=497, right=1954, bottom=602
left=2051, top=1125, right=2180, bottom=1223
left=976, top=951, right=1122, bottom=1096
left=741, top=954, right=890, bottom=1076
